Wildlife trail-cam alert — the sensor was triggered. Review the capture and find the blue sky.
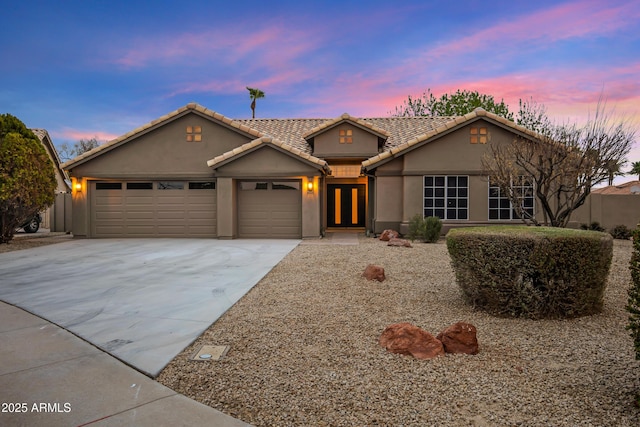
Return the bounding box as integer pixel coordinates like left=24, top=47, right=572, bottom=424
left=2, top=0, right=639, bottom=169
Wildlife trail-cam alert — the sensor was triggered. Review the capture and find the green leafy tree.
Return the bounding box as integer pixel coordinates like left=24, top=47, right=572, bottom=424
left=0, top=114, right=56, bottom=243
left=58, top=137, right=101, bottom=162
left=391, top=89, right=513, bottom=120
left=516, top=98, right=553, bottom=135
left=630, top=161, right=640, bottom=181
left=246, top=87, right=265, bottom=119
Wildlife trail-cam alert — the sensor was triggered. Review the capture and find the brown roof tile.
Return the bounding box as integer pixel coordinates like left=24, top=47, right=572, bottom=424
left=592, top=181, right=640, bottom=195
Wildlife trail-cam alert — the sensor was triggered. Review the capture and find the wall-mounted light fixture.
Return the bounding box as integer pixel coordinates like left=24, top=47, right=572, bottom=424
left=306, top=178, right=314, bottom=193
left=74, top=182, right=82, bottom=191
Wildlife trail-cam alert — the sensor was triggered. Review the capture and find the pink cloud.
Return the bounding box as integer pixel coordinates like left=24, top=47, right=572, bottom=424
left=53, top=128, right=118, bottom=143
left=110, top=24, right=323, bottom=71
left=421, top=0, right=639, bottom=62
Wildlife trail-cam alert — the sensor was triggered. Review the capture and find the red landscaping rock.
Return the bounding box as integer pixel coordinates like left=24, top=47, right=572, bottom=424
left=387, top=238, right=412, bottom=248
left=379, top=322, right=445, bottom=360
left=436, top=322, right=479, bottom=355
left=379, top=229, right=399, bottom=241
left=362, top=264, right=386, bottom=282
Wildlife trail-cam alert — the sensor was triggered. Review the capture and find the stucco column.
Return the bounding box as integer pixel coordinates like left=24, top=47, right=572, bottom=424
left=302, top=176, right=321, bottom=238
left=71, top=177, right=88, bottom=238
left=216, top=177, right=236, bottom=239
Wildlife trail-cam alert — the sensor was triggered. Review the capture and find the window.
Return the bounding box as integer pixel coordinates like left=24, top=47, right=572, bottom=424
left=126, top=182, right=153, bottom=190
left=470, top=127, right=488, bottom=144
left=186, top=125, right=202, bottom=142
left=339, top=129, right=353, bottom=144
left=424, top=176, right=468, bottom=220
left=488, top=177, right=534, bottom=220
left=158, top=181, right=184, bottom=190
left=96, top=182, right=122, bottom=190
left=189, top=181, right=216, bottom=190
left=240, top=182, right=268, bottom=190
left=272, top=181, right=300, bottom=190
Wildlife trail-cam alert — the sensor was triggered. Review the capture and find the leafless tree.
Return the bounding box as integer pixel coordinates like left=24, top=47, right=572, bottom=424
left=483, top=100, right=637, bottom=227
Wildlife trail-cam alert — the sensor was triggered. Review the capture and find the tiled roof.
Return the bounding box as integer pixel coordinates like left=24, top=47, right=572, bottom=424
left=207, top=136, right=330, bottom=172
left=362, top=108, right=538, bottom=169
left=61, top=104, right=537, bottom=173
left=61, top=103, right=264, bottom=169
left=592, top=180, right=640, bottom=195
left=236, top=116, right=454, bottom=154
left=301, top=113, right=390, bottom=139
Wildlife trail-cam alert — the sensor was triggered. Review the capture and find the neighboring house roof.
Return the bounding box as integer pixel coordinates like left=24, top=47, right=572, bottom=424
left=31, top=128, right=71, bottom=190
left=592, top=180, right=640, bottom=195
left=206, top=136, right=330, bottom=173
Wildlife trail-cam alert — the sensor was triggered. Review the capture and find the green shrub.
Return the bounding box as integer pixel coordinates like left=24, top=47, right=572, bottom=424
left=610, top=224, right=632, bottom=240
left=628, top=226, right=640, bottom=360
left=407, top=214, right=442, bottom=243
left=581, top=221, right=605, bottom=232
left=446, top=226, right=613, bottom=319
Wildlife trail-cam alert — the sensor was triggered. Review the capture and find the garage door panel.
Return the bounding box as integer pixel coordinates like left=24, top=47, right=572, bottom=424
left=92, top=181, right=216, bottom=238
left=238, top=181, right=301, bottom=238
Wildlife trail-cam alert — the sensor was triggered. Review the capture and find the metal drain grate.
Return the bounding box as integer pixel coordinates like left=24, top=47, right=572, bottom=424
left=191, top=345, right=230, bottom=361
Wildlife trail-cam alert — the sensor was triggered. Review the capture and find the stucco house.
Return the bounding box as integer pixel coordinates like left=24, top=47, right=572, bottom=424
left=31, top=129, right=71, bottom=232
left=60, top=103, right=555, bottom=239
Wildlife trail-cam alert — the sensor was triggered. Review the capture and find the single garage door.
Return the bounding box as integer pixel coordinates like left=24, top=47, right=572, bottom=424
left=238, top=180, right=301, bottom=238
left=91, top=180, right=217, bottom=237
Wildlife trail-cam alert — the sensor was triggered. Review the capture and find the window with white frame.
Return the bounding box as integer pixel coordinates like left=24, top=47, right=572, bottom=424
left=488, top=177, right=534, bottom=220
left=424, top=176, right=468, bottom=220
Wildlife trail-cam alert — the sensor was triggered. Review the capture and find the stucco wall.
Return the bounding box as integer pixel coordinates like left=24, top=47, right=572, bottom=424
left=312, top=124, right=379, bottom=158
left=214, top=146, right=320, bottom=177
left=69, top=112, right=251, bottom=179
left=571, top=193, right=640, bottom=230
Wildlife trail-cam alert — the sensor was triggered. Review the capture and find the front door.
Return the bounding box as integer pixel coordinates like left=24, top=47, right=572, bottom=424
left=327, top=184, right=365, bottom=228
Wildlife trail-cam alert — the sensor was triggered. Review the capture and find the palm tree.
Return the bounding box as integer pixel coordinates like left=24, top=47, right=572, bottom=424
left=246, top=87, right=265, bottom=119
left=630, top=161, right=640, bottom=181
left=605, top=159, right=626, bottom=186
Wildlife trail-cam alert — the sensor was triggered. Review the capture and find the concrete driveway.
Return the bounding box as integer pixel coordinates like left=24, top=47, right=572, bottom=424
left=0, top=238, right=299, bottom=377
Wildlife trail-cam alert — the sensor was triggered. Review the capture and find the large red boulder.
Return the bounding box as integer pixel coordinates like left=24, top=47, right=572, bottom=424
left=379, top=229, right=399, bottom=241
left=436, top=322, right=479, bottom=355
left=379, top=322, right=444, bottom=359
left=362, top=264, right=386, bottom=282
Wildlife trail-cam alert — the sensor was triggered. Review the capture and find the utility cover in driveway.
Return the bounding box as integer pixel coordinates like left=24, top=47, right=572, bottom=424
left=0, top=239, right=299, bottom=377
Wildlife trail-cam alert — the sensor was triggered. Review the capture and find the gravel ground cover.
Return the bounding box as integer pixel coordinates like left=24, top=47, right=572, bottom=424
left=157, top=236, right=640, bottom=426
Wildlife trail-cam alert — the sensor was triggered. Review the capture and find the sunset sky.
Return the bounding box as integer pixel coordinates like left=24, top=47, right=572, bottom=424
left=2, top=0, right=639, bottom=168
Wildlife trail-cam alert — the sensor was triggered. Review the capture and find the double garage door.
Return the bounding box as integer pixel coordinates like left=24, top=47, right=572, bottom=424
left=91, top=179, right=301, bottom=238
left=91, top=180, right=217, bottom=237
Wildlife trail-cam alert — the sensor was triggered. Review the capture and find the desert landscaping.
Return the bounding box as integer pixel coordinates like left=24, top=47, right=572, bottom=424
left=154, top=235, right=640, bottom=426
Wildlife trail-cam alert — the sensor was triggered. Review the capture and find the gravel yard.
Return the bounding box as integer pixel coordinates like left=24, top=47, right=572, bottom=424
left=157, top=235, right=640, bottom=427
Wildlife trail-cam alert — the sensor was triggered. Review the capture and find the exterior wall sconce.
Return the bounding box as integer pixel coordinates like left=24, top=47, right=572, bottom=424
left=74, top=182, right=82, bottom=191
left=306, top=178, right=314, bottom=193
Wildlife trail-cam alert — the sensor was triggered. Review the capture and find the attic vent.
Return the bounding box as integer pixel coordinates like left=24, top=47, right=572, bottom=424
left=339, top=129, right=353, bottom=144
left=186, top=126, right=202, bottom=142
left=470, top=127, right=488, bottom=144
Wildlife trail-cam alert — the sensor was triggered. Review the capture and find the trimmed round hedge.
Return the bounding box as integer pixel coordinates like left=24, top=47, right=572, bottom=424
left=446, top=226, right=613, bottom=319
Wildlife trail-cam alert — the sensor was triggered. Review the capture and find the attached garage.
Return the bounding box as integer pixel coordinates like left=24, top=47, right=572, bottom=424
left=237, top=180, right=301, bottom=238
left=91, top=180, right=217, bottom=237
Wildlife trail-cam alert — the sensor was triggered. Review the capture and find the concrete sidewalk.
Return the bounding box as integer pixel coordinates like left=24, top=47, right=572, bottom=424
left=0, top=301, right=251, bottom=427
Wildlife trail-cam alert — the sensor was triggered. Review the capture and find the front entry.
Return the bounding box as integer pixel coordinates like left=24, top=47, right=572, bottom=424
left=327, top=184, right=365, bottom=228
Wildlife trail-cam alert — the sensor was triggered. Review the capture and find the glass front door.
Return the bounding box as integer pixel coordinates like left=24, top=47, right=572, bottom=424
left=327, top=184, right=365, bottom=228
